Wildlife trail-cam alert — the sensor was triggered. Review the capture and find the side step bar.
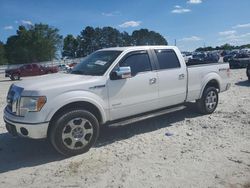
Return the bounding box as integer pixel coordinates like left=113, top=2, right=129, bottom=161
left=108, top=105, right=186, bottom=127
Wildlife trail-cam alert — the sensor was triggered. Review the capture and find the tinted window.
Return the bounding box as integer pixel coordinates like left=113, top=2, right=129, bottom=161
left=24, top=65, right=32, bottom=69
left=155, top=49, right=180, bottom=69
left=120, top=52, right=152, bottom=76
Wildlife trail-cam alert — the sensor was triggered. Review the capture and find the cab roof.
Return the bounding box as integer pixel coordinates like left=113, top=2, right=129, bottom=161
left=99, top=45, right=177, bottom=52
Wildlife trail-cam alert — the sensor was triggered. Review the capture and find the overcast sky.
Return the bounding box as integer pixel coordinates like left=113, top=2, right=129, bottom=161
left=1, top=0, right=250, bottom=51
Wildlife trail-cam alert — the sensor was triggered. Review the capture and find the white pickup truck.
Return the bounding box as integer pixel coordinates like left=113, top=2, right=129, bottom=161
left=4, top=46, right=231, bottom=156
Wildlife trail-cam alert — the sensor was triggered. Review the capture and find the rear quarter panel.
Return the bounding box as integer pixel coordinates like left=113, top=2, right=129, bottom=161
left=187, top=63, right=230, bottom=101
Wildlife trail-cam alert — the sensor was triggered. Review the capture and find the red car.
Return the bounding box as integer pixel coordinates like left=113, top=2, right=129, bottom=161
left=5, top=63, right=58, bottom=80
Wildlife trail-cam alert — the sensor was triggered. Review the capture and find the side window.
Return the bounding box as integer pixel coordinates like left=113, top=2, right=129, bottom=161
left=24, top=64, right=32, bottom=70
left=120, top=52, right=152, bottom=76
left=32, top=64, right=39, bottom=69
left=155, top=49, right=180, bottom=70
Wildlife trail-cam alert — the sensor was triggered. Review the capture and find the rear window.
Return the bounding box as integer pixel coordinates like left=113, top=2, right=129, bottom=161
left=155, top=49, right=180, bottom=69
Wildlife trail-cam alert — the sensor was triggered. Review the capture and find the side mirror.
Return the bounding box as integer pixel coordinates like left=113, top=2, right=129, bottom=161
left=110, top=66, right=132, bottom=80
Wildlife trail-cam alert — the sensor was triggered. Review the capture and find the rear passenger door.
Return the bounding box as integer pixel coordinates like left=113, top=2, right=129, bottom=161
left=32, top=64, right=42, bottom=75
left=153, top=49, right=187, bottom=108
left=107, top=50, right=159, bottom=120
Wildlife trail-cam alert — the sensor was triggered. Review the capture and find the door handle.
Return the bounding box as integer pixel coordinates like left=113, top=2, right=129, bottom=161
left=178, top=74, right=185, bottom=80
left=149, top=78, right=157, bottom=84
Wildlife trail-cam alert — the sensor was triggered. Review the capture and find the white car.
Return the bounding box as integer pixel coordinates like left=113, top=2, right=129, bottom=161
left=4, top=46, right=231, bottom=156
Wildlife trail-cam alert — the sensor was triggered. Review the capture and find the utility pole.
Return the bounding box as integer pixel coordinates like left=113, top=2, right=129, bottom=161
left=174, top=39, right=177, bottom=46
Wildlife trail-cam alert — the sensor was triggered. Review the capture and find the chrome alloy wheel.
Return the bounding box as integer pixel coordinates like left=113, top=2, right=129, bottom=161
left=62, top=118, right=93, bottom=150
left=205, top=90, right=217, bottom=111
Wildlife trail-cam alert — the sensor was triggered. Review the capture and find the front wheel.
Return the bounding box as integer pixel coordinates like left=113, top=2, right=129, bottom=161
left=49, top=109, right=99, bottom=156
left=196, top=87, right=219, bottom=114
left=10, top=74, right=20, bottom=81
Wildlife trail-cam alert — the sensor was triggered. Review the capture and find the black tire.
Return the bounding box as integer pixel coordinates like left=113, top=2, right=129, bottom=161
left=49, top=109, right=99, bottom=156
left=10, top=74, right=20, bottom=81
left=196, top=87, right=218, bottom=114
left=247, top=66, right=250, bottom=82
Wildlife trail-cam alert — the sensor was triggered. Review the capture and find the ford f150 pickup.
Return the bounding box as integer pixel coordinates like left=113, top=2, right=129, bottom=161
left=4, top=46, right=231, bottom=156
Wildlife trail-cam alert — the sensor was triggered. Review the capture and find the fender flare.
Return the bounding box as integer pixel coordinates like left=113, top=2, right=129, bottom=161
left=199, top=72, right=221, bottom=99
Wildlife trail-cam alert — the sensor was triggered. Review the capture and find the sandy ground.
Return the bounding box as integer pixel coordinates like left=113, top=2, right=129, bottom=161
left=0, top=69, right=249, bottom=188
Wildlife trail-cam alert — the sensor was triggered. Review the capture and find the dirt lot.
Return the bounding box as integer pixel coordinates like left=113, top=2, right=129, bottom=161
left=0, top=69, right=249, bottom=188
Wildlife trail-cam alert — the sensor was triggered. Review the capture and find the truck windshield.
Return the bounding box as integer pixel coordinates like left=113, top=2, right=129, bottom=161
left=71, top=50, right=122, bottom=76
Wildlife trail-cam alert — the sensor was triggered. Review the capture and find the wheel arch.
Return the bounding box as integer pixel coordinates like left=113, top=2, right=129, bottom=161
left=47, top=101, right=104, bottom=137
left=199, top=78, right=220, bottom=99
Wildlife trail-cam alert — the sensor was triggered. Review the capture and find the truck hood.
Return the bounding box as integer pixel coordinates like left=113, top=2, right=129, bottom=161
left=5, top=68, right=17, bottom=73
left=14, top=73, right=105, bottom=94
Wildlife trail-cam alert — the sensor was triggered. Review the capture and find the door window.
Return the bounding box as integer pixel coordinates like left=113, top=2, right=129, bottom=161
left=155, top=49, right=180, bottom=69
left=120, top=52, right=152, bottom=76
left=24, top=64, right=32, bottom=70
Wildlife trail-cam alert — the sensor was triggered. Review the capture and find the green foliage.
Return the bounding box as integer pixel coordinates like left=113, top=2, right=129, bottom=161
left=4, top=24, right=167, bottom=63
left=62, top=34, right=78, bottom=58
left=132, top=29, right=167, bottom=46
left=195, top=43, right=250, bottom=52
left=66, top=26, right=168, bottom=57
left=0, top=41, right=8, bottom=65
left=5, top=24, right=62, bottom=64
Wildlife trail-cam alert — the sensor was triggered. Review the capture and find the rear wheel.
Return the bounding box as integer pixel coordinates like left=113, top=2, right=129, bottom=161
left=247, top=66, right=250, bottom=82
left=196, top=87, right=218, bottom=114
left=49, top=109, right=99, bottom=156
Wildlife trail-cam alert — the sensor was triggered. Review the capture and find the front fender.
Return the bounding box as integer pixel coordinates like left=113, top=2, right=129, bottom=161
left=45, top=90, right=109, bottom=123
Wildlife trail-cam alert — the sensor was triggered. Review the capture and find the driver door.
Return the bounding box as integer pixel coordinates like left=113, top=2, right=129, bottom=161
left=107, top=50, right=159, bottom=121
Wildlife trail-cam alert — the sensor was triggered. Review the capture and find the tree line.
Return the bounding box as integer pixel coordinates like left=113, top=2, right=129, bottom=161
left=63, top=26, right=167, bottom=58
left=0, top=23, right=167, bottom=65
left=195, top=43, right=250, bottom=52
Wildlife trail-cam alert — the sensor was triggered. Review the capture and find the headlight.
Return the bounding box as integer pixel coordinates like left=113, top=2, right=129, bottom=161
left=18, top=96, right=46, bottom=116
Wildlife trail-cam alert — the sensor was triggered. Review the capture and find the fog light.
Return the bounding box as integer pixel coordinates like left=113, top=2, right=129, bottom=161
left=20, top=127, right=28, bottom=136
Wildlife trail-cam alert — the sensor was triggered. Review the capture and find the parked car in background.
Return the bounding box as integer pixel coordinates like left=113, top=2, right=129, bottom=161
left=5, top=63, right=58, bottom=80
left=223, top=51, right=237, bottom=63
left=229, top=53, right=250, bottom=68
left=66, top=62, right=78, bottom=72
left=192, top=53, right=206, bottom=61
left=240, top=48, right=250, bottom=54
left=57, top=64, right=70, bottom=71
left=181, top=52, right=192, bottom=63
left=206, top=52, right=220, bottom=63
left=221, top=50, right=230, bottom=57
left=187, top=52, right=219, bottom=65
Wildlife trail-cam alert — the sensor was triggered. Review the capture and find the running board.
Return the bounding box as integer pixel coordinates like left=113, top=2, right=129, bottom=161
left=108, top=105, right=186, bottom=127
